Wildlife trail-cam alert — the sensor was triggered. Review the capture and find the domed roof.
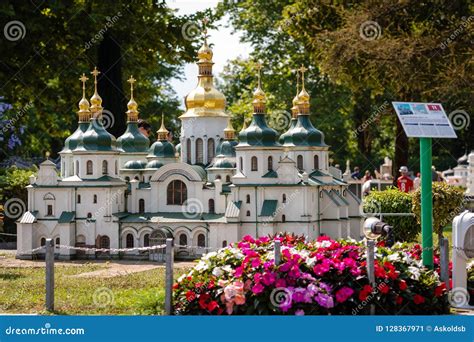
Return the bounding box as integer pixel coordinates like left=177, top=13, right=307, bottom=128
left=281, top=115, right=326, bottom=147
left=117, top=123, right=149, bottom=153
left=279, top=118, right=297, bottom=144
left=145, top=160, right=164, bottom=169
left=216, top=139, right=237, bottom=157
left=63, top=122, right=89, bottom=152
left=80, top=118, right=117, bottom=151
left=238, top=114, right=280, bottom=147
left=123, top=160, right=147, bottom=170
left=147, top=140, right=176, bottom=159
left=212, top=158, right=235, bottom=169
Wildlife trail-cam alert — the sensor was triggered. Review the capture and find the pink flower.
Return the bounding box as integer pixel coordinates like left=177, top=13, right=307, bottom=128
left=234, top=266, right=244, bottom=278
left=251, top=258, right=261, bottom=268
left=295, top=309, right=305, bottom=316
left=262, top=272, right=276, bottom=286
left=335, top=286, right=354, bottom=303
left=252, top=283, right=265, bottom=294
left=275, top=278, right=287, bottom=288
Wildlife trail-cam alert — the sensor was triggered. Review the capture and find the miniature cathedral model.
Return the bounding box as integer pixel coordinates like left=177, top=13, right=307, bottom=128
left=17, top=33, right=362, bottom=260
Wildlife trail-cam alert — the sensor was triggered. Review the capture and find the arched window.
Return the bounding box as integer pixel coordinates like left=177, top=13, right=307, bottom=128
left=102, top=160, right=108, bottom=175
left=222, top=240, right=228, bottom=248
left=186, top=138, right=191, bottom=163
left=282, top=214, right=286, bottom=223
left=40, top=237, right=46, bottom=246
left=226, top=175, right=231, bottom=183
left=216, top=175, right=221, bottom=180
left=282, top=194, right=287, bottom=203
left=77, top=194, right=81, bottom=204
left=314, top=155, right=319, bottom=170
left=268, top=156, right=273, bottom=170
left=196, top=138, right=203, bottom=164
left=179, top=233, right=187, bottom=246
left=100, top=235, right=110, bottom=249
left=297, top=155, right=303, bottom=171
left=75, top=160, right=79, bottom=175
left=239, top=157, right=243, bottom=171
left=251, top=156, right=258, bottom=171
left=93, top=194, right=97, bottom=203
left=115, top=160, right=118, bottom=174
left=55, top=237, right=60, bottom=246
left=87, top=212, right=92, bottom=218
left=144, top=234, right=150, bottom=247
left=167, top=180, right=187, bottom=205
left=207, top=138, right=215, bottom=164
left=246, top=210, right=251, bottom=217
left=125, top=176, right=130, bottom=182
left=139, top=199, right=145, bottom=213
left=47, top=205, right=53, bottom=216
left=197, top=233, right=206, bottom=247
left=208, top=199, right=215, bottom=214
left=246, top=194, right=251, bottom=204
left=126, top=233, right=134, bottom=248
left=86, top=160, right=93, bottom=175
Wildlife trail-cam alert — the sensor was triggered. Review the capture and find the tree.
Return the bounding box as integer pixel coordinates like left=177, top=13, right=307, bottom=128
left=0, top=0, right=215, bottom=159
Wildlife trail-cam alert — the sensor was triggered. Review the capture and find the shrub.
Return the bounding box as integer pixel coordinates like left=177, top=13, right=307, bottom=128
left=363, top=188, right=420, bottom=242
left=173, top=234, right=449, bottom=315
left=412, top=182, right=465, bottom=242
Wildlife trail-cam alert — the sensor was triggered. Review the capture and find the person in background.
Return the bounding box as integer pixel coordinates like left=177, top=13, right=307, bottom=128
left=351, top=166, right=361, bottom=180
left=413, top=172, right=421, bottom=190
left=137, top=119, right=152, bottom=138
left=397, top=166, right=413, bottom=192
left=361, top=170, right=372, bottom=182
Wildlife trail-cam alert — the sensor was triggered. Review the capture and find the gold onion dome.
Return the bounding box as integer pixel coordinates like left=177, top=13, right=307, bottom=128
left=126, top=76, right=138, bottom=122
left=78, top=73, right=91, bottom=122
left=252, top=63, right=266, bottom=113
left=157, top=114, right=169, bottom=140
left=223, top=120, right=236, bottom=140
left=89, top=67, right=103, bottom=116
left=180, top=30, right=228, bottom=118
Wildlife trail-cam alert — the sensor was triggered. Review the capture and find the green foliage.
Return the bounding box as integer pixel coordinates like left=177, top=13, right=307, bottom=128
left=363, top=188, right=420, bottom=242
left=412, top=182, right=465, bottom=239
left=0, top=167, right=36, bottom=203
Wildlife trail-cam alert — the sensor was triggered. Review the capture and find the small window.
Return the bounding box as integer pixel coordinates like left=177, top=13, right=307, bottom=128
left=100, top=235, right=110, bottom=249
left=246, top=210, right=251, bottom=217
left=126, top=233, right=134, bottom=248
left=139, top=199, right=145, bottom=213
left=197, top=233, right=206, bottom=248
left=222, top=240, right=228, bottom=248
left=167, top=180, right=187, bottom=205
left=282, top=194, right=287, bottom=203
left=216, top=175, right=221, bottom=180
left=239, top=157, right=243, bottom=171
left=144, top=234, right=150, bottom=247
left=226, top=175, right=231, bottom=183
left=268, top=156, right=273, bottom=171
left=196, top=138, right=203, bottom=164
left=102, top=160, right=108, bottom=175
left=40, top=237, right=46, bottom=246
left=314, top=155, right=319, bottom=170
left=207, top=138, right=215, bottom=164
left=179, top=233, right=187, bottom=246
left=86, top=160, right=93, bottom=175
left=55, top=237, right=60, bottom=246
left=77, top=194, right=81, bottom=203
left=343, top=189, right=347, bottom=196
left=87, top=212, right=92, bottom=218
left=75, top=160, right=79, bottom=175
left=208, top=199, right=215, bottom=214
left=186, top=138, right=192, bottom=163
left=47, top=205, right=53, bottom=216
left=251, top=156, right=258, bottom=171
left=297, top=155, right=303, bottom=171
left=246, top=194, right=250, bottom=204
left=115, top=160, right=118, bottom=174
left=93, top=194, right=97, bottom=203
left=282, top=214, right=286, bottom=223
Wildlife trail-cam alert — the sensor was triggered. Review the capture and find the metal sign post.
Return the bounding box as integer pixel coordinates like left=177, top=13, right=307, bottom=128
left=420, top=137, right=433, bottom=269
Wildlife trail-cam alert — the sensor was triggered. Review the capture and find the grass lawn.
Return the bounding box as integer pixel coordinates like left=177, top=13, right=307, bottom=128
left=0, top=259, right=191, bottom=315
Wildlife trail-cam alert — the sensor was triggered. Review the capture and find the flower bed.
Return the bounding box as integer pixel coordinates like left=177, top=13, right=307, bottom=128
left=173, top=235, right=449, bottom=315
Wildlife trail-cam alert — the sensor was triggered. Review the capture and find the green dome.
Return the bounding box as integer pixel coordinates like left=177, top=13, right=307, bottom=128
left=124, top=160, right=147, bottom=170
left=279, top=118, right=297, bottom=144
left=63, top=122, right=89, bottom=152
left=146, top=160, right=164, bottom=169
left=212, top=158, right=235, bottom=169
left=79, top=118, right=117, bottom=151
left=216, top=139, right=237, bottom=157
left=238, top=114, right=280, bottom=147
left=147, top=140, right=176, bottom=158
left=117, top=123, right=150, bottom=153
left=281, top=115, right=326, bottom=147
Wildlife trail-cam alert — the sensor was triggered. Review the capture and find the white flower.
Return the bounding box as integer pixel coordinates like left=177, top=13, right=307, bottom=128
left=195, top=261, right=209, bottom=272
left=222, top=265, right=233, bottom=273
left=408, top=266, right=421, bottom=280
left=212, top=267, right=223, bottom=277
left=203, top=251, right=217, bottom=260
left=387, top=253, right=401, bottom=262
left=305, top=257, right=316, bottom=268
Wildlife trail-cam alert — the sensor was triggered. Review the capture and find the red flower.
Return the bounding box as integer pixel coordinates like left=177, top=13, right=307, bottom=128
left=413, top=294, right=425, bottom=304
left=195, top=282, right=203, bottom=289
left=207, top=300, right=219, bottom=312
left=208, top=280, right=215, bottom=289
left=379, top=284, right=390, bottom=294
left=434, top=283, right=446, bottom=297
left=359, top=285, right=373, bottom=301
left=198, top=293, right=211, bottom=309
left=185, top=290, right=196, bottom=302
left=173, top=283, right=179, bottom=290
left=398, top=280, right=407, bottom=291
left=396, top=295, right=403, bottom=305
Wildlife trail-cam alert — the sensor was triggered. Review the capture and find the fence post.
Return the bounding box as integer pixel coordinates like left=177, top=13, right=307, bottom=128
left=440, top=237, right=450, bottom=291
left=45, top=238, right=54, bottom=312
left=165, top=238, right=174, bottom=315
left=366, top=240, right=376, bottom=315
left=274, top=240, right=281, bottom=266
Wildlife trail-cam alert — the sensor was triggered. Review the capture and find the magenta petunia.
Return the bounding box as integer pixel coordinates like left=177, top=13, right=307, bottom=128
left=335, top=286, right=354, bottom=303
left=251, top=283, right=265, bottom=294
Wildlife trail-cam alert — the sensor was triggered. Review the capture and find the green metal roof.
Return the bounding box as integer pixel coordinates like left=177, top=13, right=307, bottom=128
left=19, top=210, right=38, bottom=224
left=117, top=122, right=150, bottom=153
left=190, top=165, right=207, bottom=181
left=147, top=139, right=176, bottom=158
left=123, top=160, right=147, bottom=170
left=259, top=199, right=278, bottom=217
left=78, top=118, right=118, bottom=152
left=58, top=211, right=75, bottom=223
left=62, top=122, right=89, bottom=152
left=238, top=114, right=280, bottom=147
left=225, top=201, right=241, bottom=218
left=281, top=115, right=327, bottom=147
left=262, top=170, right=278, bottom=178
left=216, top=139, right=237, bottom=157
left=114, top=211, right=225, bottom=223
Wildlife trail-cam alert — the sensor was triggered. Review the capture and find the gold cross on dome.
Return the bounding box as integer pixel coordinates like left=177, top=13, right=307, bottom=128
left=91, top=67, right=100, bottom=78
left=255, top=62, right=263, bottom=87
left=127, top=76, right=136, bottom=97
left=299, top=65, right=307, bottom=89
left=79, top=73, right=88, bottom=84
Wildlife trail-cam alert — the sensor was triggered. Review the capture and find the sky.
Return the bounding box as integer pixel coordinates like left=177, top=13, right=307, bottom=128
left=167, top=0, right=252, bottom=108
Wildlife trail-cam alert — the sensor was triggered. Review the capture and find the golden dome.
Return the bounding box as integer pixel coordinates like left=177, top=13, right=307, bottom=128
left=223, top=120, right=236, bottom=139
left=126, top=76, right=138, bottom=122
left=297, top=65, right=310, bottom=115
left=90, top=67, right=103, bottom=115
left=252, top=63, right=266, bottom=113
left=78, top=73, right=91, bottom=122
left=180, top=37, right=228, bottom=119
left=157, top=114, right=169, bottom=140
